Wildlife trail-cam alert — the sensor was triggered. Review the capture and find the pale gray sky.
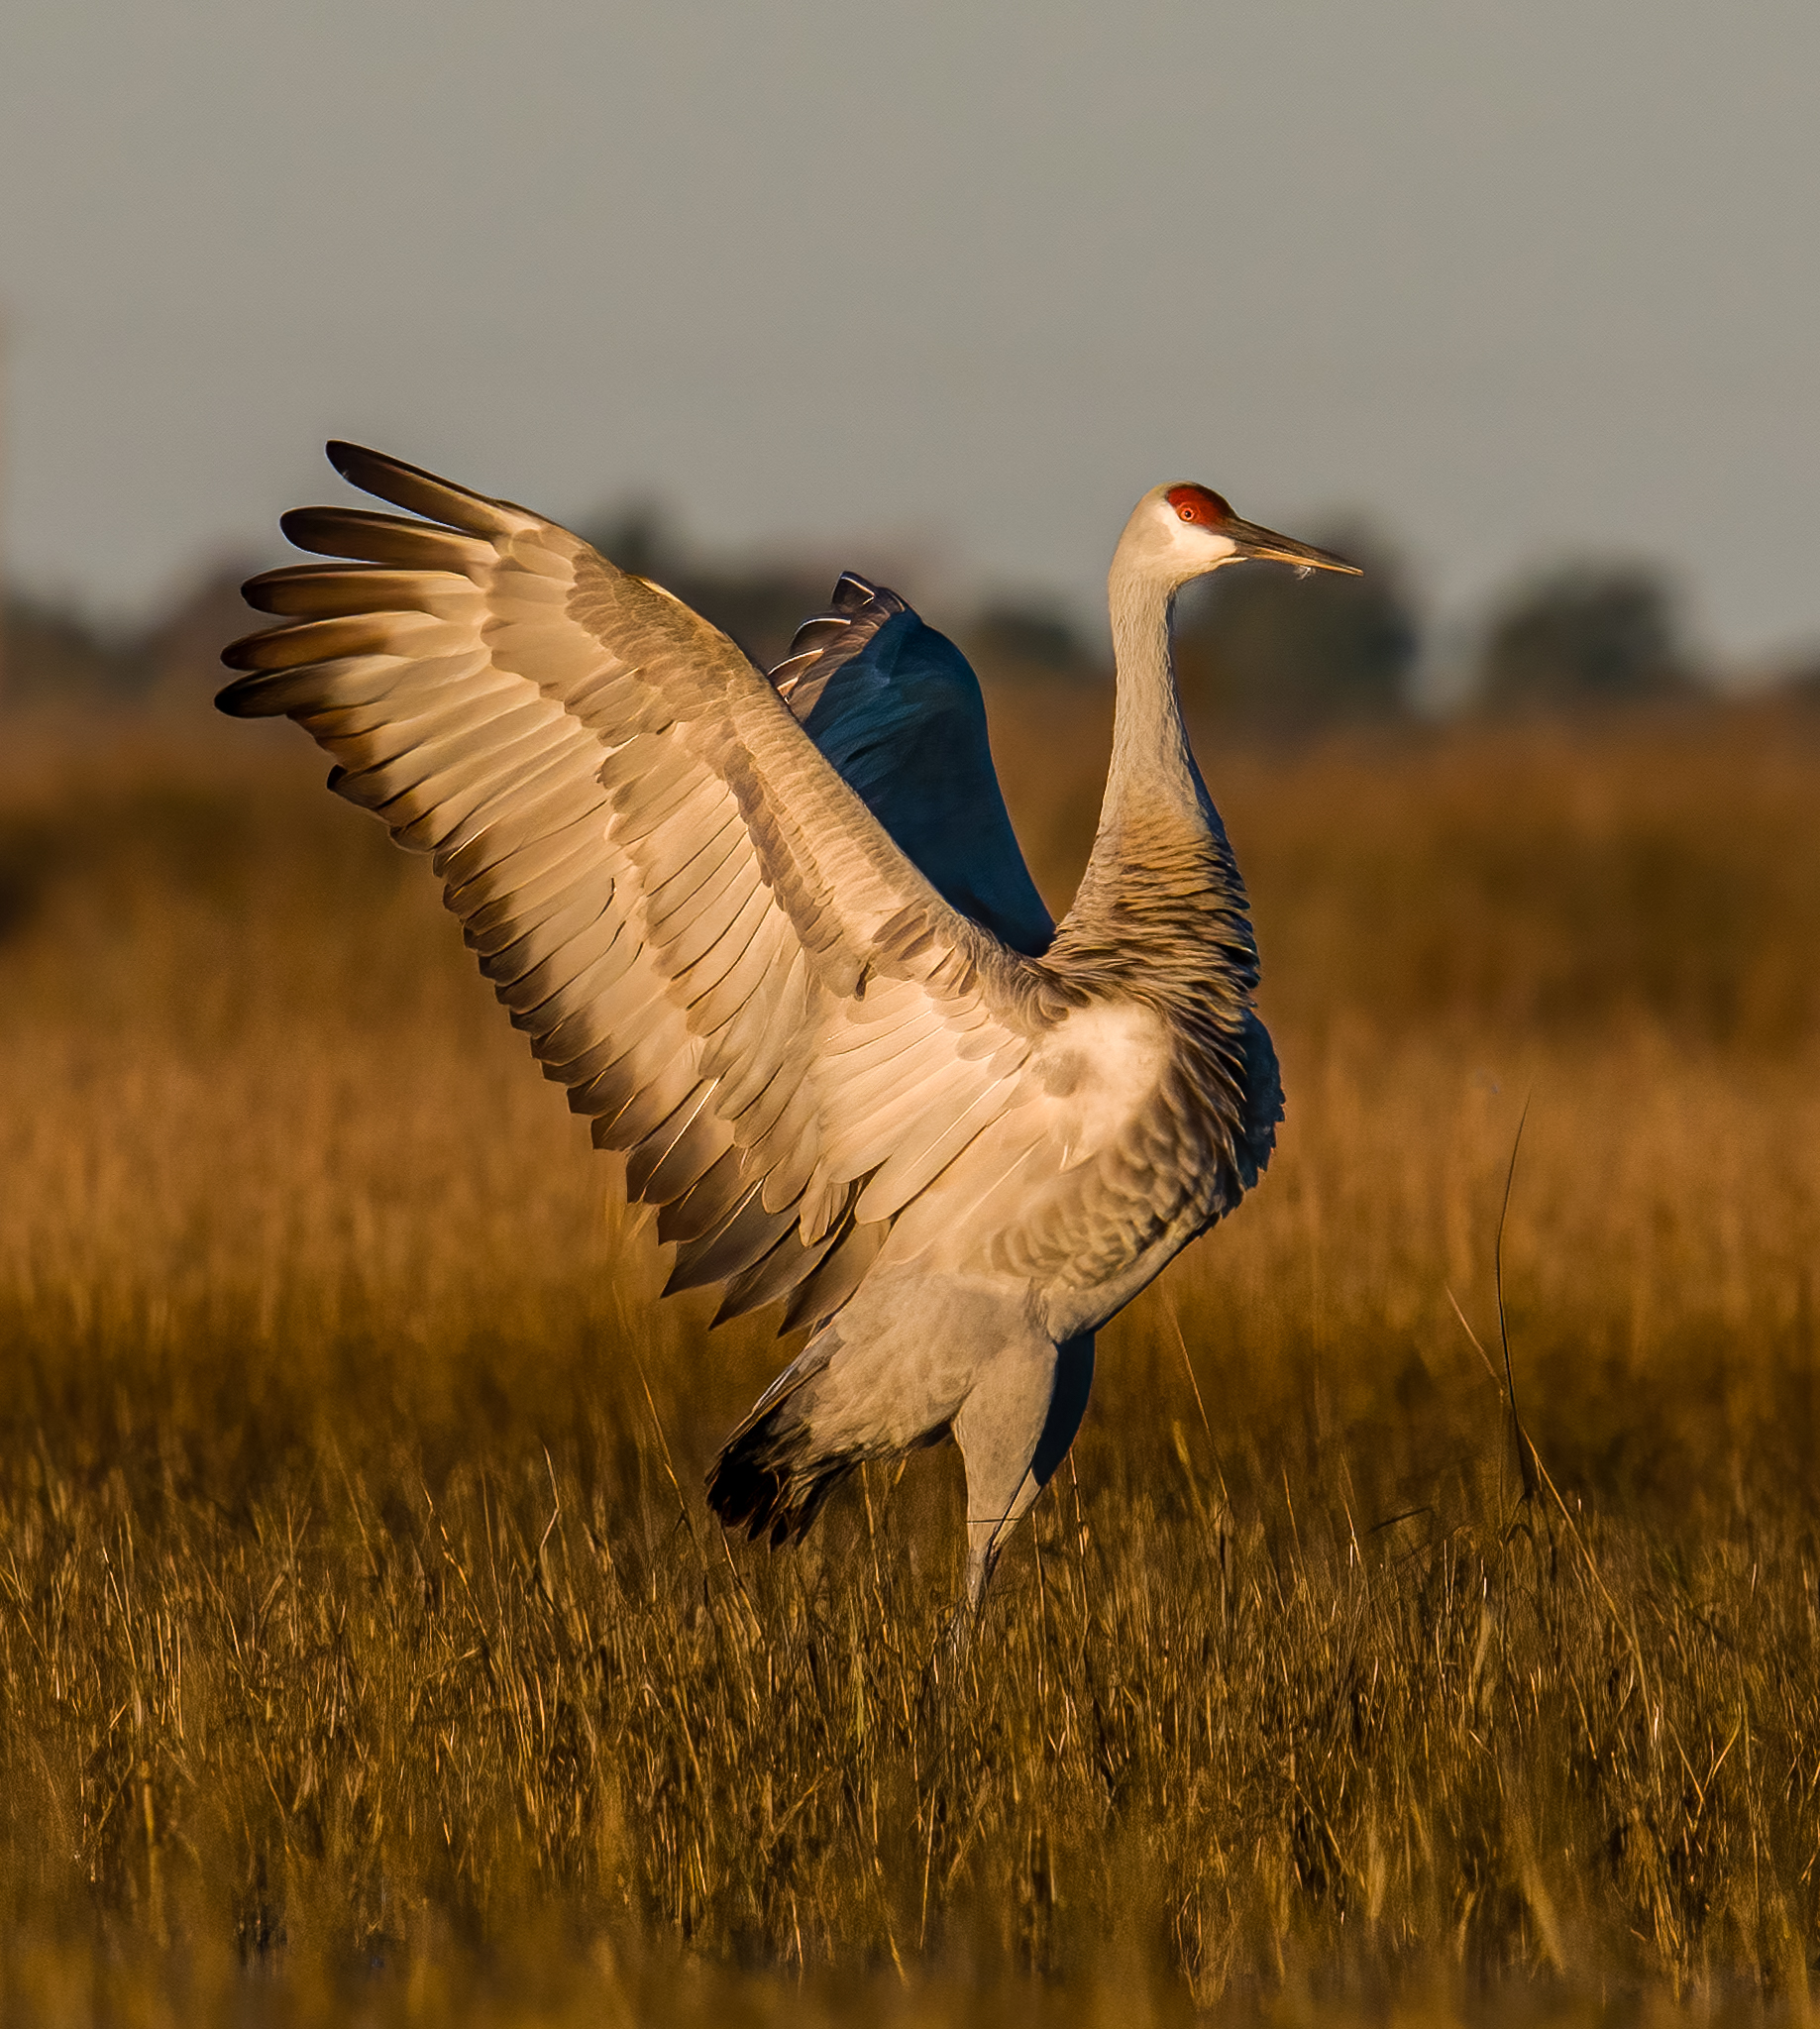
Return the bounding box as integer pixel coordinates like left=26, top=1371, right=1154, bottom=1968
left=2, top=1, right=1815, bottom=661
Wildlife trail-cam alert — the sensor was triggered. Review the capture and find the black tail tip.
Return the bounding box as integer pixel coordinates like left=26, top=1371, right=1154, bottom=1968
left=705, top=1447, right=786, bottom=1544
left=705, top=1421, right=847, bottom=1551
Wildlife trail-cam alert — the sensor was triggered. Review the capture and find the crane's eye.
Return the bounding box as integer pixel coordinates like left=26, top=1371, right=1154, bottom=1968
left=1178, top=504, right=1198, bottom=522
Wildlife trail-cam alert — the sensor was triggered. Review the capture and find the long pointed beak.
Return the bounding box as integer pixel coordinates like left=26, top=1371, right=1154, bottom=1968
left=1228, top=518, right=1361, bottom=576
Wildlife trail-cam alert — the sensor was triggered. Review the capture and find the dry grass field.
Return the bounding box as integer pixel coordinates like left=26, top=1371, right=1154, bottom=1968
left=2, top=689, right=1819, bottom=2025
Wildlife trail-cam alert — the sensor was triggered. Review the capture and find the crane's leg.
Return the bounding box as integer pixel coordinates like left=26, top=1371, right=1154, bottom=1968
left=953, top=1331, right=1095, bottom=1633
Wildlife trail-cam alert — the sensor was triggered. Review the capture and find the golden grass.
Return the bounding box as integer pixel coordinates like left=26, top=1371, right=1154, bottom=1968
left=2, top=697, right=1819, bottom=2024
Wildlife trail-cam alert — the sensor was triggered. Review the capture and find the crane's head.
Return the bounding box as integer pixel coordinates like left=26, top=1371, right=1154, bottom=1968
left=1119, top=482, right=1360, bottom=589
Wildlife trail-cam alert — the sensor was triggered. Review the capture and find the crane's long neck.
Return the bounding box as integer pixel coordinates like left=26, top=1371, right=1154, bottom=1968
left=1050, top=556, right=1257, bottom=998
left=1102, top=562, right=1206, bottom=829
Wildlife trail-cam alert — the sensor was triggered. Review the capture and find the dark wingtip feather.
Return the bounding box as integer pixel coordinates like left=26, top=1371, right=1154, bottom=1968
left=238, top=566, right=293, bottom=614
left=829, top=571, right=886, bottom=616
left=325, top=440, right=421, bottom=496
left=326, top=439, right=427, bottom=489
left=766, top=574, right=911, bottom=721
left=324, top=438, right=399, bottom=492
left=214, top=670, right=267, bottom=717
left=319, top=441, right=522, bottom=537
left=279, top=506, right=340, bottom=553
left=219, top=628, right=274, bottom=676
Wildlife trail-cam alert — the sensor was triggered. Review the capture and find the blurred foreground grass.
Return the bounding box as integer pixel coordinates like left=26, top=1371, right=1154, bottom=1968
left=2, top=696, right=1819, bottom=2025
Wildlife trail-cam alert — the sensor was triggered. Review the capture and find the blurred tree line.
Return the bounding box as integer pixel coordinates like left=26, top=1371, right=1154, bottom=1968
left=1, top=504, right=1807, bottom=728
left=1, top=566, right=254, bottom=711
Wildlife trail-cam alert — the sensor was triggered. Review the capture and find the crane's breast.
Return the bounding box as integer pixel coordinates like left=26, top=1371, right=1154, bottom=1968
left=977, top=996, right=1267, bottom=1329
left=1030, top=1001, right=1172, bottom=1173
left=872, top=998, right=1174, bottom=1281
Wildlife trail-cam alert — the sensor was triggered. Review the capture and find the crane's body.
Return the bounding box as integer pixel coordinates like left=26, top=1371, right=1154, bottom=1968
left=220, top=448, right=1354, bottom=1616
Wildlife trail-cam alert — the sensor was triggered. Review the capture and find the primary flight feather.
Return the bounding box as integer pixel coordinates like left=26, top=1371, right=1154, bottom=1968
left=219, top=445, right=1356, bottom=1617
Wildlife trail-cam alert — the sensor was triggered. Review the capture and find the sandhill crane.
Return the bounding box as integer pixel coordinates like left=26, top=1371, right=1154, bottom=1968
left=219, top=445, right=1357, bottom=1618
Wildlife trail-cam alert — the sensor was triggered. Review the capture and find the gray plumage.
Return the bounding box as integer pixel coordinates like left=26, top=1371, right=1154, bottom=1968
left=219, top=448, right=1356, bottom=1619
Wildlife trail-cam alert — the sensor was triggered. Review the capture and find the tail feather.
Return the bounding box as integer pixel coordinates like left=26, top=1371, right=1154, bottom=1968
left=705, top=1330, right=858, bottom=1548
left=705, top=1405, right=854, bottom=1549
left=704, top=1321, right=955, bottom=1552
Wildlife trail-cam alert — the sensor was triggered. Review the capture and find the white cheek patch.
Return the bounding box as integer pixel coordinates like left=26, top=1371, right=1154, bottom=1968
left=1186, top=532, right=1238, bottom=575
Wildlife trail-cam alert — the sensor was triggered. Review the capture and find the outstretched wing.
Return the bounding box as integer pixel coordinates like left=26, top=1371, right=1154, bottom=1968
left=768, top=576, right=1054, bottom=958
left=219, top=444, right=1075, bottom=1335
